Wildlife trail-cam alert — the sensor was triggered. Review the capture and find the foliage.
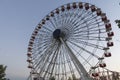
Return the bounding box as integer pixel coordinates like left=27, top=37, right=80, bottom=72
left=112, top=72, right=119, bottom=80
left=68, top=74, right=77, bottom=80
left=72, top=74, right=77, bottom=80
left=68, top=77, right=72, bottom=80
left=0, top=65, right=7, bottom=80
left=115, top=20, right=120, bottom=28
left=49, top=76, right=55, bottom=80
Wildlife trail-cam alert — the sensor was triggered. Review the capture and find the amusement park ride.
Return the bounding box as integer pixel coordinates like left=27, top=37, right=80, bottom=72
left=26, top=2, right=120, bottom=80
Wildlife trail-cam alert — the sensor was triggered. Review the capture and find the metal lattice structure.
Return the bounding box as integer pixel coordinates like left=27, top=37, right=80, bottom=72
left=92, top=68, right=120, bottom=80
left=27, top=2, right=114, bottom=80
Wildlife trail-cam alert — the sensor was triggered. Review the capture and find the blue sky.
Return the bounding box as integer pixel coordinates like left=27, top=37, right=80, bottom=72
left=0, top=0, right=120, bottom=80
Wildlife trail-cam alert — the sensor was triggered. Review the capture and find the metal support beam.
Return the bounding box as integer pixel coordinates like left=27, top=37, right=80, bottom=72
left=60, top=38, right=93, bottom=80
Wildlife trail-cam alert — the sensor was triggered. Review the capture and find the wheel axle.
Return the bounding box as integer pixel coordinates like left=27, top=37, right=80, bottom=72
left=53, top=29, right=62, bottom=39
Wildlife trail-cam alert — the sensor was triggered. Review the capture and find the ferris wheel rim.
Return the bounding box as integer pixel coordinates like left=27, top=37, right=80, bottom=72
left=27, top=2, right=114, bottom=80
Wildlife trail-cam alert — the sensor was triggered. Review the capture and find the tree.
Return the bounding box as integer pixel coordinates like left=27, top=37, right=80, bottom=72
left=68, top=77, right=72, bottom=80
left=49, top=76, right=55, bottom=80
left=0, top=65, right=7, bottom=80
left=72, top=74, right=77, bottom=80
left=115, top=20, right=120, bottom=28
left=112, top=72, right=119, bottom=80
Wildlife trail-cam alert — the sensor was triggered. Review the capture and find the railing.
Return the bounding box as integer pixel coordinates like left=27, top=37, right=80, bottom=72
left=92, top=70, right=120, bottom=80
left=28, top=69, right=120, bottom=80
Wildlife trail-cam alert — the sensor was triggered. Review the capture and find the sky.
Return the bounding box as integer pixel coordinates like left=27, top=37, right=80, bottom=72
left=0, top=0, right=120, bottom=80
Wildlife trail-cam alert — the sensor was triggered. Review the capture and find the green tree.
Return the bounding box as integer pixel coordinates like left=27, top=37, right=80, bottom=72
left=115, top=20, right=120, bottom=28
left=68, top=77, right=72, bottom=80
left=0, top=65, right=7, bottom=80
left=72, top=74, right=77, bottom=80
left=49, top=76, right=55, bottom=80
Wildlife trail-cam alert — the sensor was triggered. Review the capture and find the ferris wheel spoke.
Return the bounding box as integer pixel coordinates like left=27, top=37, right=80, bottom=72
left=82, top=14, right=97, bottom=23
left=43, top=52, right=57, bottom=78
left=73, top=26, right=105, bottom=34
left=62, top=50, right=69, bottom=79
left=70, top=11, right=97, bottom=30
left=45, top=22, right=56, bottom=31
left=56, top=13, right=65, bottom=28
left=73, top=29, right=105, bottom=37
left=67, top=40, right=100, bottom=59
left=49, top=18, right=57, bottom=29
left=64, top=9, right=84, bottom=31
left=56, top=11, right=63, bottom=21
left=60, top=50, right=65, bottom=79
left=69, top=44, right=92, bottom=67
left=69, top=8, right=87, bottom=24
left=62, top=48, right=67, bottom=80
left=74, top=22, right=104, bottom=33
left=82, top=9, right=98, bottom=20
left=79, top=13, right=99, bottom=24
left=42, top=25, right=53, bottom=33
left=83, top=16, right=101, bottom=26
left=60, top=13, right=71, bottom=29
left=48, top=45, right=60, bottom=78
left=73, top=20, right=103, bottom=33
left=33, top=45, right=51, bottom=58
left=79, top=9, right=93, bottom=18
left=39, top=42, right=52, bottom=49
left=86, top=21, right=104, bottom=29
left=74, top=13, right=101, bottom=26
left=36, top=36, right=52, bottom=43
left=53, top=13, right=64, bottom=29
left=38, top=54, right=53, bottom=76
left=33, top=41, right=56, bottom=71
left=60, top=37, right=92, bottom=80
left=55, top=11, right=67, bottom=28
left=38, top=32, right=53, bottom=39
left=70, top=39, right=104, bottom=50
left=63, top=10, right=73, bottom=23
left=37, top=39, right=53, bottom=47
left=59, top=43, right=75, bottom=77
left=38, top=44, right=59, bottom=77
left=58, top=50, right=61, bottom=80
left=70, top=35, right=107, bottom=41
left=38, top=29, right=52, bottom=36
left=58, top=8, right=81, bottom=31
left=37, top=38, right=52, bottom=45
left=52, top=16, right=60, bottom=29
left=73, top=26, right=106, bottom=35
left=37, top=32, right=52, bottom=37
left=32, top=44, right=51, bottom=61
left=72, top=35, right=101, bottom=40
left=58, top=13, right=65, bottom=27
left=63, top=52, right=74, bottom=76
left=73, top=21, right=103, bottom=33
left=65, top=9, right=86, bottom=30
left=71, top=42, right=94, bottom=67
left=82, top=55, right=93, bottom=66
left=33, top=48, right=52, bottom=70
left=70, top=36, right=106, bottom=41
left=33, top=53, right=50, bottom=74
left=65, top=9, right=80, bottom=27
left=73, top=31, right=102, bottom=36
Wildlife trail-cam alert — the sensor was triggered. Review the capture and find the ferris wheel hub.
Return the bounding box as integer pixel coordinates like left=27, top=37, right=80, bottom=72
left=53, top=29, right=66, bottom=39
left=53, top=29, right=61, bottom=39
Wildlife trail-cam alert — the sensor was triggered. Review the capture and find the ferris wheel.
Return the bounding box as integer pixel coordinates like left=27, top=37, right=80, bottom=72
left=27, top=2, right=114, bottom=80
